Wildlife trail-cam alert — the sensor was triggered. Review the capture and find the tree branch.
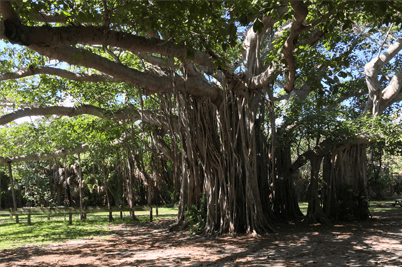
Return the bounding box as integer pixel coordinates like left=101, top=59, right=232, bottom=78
left=388, top=2, right=402, bottom=14
left=29, top=45, right=223, bottom=105
left=282, top=1, right=309, bottom=93
left=0, top=66, right=121, bottom=83
left=365, top=38, right=402, bottom=115
left=0, top=104, right=173, bottom=130
left=137, top=53, right=180, bottom=69
left=303, top=1, right=348, bottom=32
left=288, top=137, right=371, bottom=174
left=1, top=20, right=215, bottom=68
left=0, top=144, right=89, bottom=165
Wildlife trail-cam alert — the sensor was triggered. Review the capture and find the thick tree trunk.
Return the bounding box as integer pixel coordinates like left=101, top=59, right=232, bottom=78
left=273, top=141, right=304, bottom=221
left=170, top=92, right=275, bottom=234
left=322, top=144, right=369, bottom=221
left=305, top=156, right=331, bottom=224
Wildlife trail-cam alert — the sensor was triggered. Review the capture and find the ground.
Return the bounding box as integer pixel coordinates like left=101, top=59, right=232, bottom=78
left=1, top=209, right=402, bottom=267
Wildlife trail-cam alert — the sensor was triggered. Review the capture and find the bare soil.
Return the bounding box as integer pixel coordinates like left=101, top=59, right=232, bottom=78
left=1, top=209, right=402, bottom=267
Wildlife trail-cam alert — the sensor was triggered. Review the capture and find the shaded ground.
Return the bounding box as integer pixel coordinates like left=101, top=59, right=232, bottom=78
left=1, top=209, right=402, bottom=267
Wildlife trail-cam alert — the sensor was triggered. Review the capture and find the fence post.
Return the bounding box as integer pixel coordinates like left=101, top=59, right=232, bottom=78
left=27, top=214, right=31, bottom=226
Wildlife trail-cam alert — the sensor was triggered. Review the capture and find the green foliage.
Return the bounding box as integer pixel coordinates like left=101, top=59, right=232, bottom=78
left=185, top=194, right=207, bottom=234
left=368, top=166, right=395, bottom=199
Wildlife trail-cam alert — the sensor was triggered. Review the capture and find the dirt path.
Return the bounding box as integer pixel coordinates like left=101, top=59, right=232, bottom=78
left=1, top=209, right=402, bottom=266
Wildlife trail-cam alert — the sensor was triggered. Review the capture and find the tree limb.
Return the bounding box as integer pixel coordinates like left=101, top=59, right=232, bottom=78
left=388, top=2, right=402, bottom=14
left=282, top=1, right=309, bottom=93
left=0, top=144, right=89, bottom=164
left=29, top=45, right=223, bottom=105
left=365, top=38, right=402, bottom=115
left=288, top=137, right=371, bottom=174
left=2, top=20, right=215, bottom=68
left=0, top=104, right=174, bottom=130
left=0, top=66, right=121, bottom=83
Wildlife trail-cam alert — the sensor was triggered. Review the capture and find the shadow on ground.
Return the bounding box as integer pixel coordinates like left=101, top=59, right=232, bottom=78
left=1, top=210, right=402, bottom=266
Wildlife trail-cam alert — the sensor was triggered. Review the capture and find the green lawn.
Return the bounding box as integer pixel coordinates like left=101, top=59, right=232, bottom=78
left=298, top=195, right=402, bottom=215
left=0, top=205, right=178, bottom=250
left=1, top=198, right=401, bottom=250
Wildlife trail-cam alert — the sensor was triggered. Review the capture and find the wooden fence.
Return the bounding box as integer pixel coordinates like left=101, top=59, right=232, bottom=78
left=0, top=206, right=165, bottom=225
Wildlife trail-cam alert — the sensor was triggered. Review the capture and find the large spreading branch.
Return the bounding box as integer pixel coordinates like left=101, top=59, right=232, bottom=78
left=280, top=1, right=347, bottom=93
left=289, top=137, right=371, bottom=175
left=0, top=104, right=173, bottom=130
left=281, top=1, right=309, bottom=93
left=1, top=20, right=215, bottom=68
left=28, top=45, right=223, bottom=104
left=0, top=1, right=223, bottom=105
left=0, top=66, right=121, bottom=83
left=365, top=38, right=402, bottom=115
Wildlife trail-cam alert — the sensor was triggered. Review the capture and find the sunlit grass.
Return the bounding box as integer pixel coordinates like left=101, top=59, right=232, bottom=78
left=368, top=195, right=402, bottom=212
left=299, top=202, right=308, bottom=215
left=298, top=195, right=402, bottom=215
left=0, top=206, right=178, bottom=250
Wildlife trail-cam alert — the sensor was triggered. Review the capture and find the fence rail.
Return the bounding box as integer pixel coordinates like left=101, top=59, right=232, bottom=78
left=0, top=206, right=163, bottom=225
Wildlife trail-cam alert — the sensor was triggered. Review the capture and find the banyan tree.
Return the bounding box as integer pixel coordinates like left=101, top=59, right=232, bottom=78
left=1, top=1, right=402, bottom=234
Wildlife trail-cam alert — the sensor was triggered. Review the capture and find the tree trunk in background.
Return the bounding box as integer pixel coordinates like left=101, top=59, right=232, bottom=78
left=57, top=167, right=63, bottom=206
left=305, top=156, right=331, bottom=224
left=8, top=162, right=18, bottom=223
left=114, top=149, right=124, bottom=219
left=134, top=154, right=154, bottom=211
left=127, top=156, right=137, bottom=221
left=0, top=173, right=3, bottom=208
left=102, top=163, right=113, bottom=222
left=273, top=140, right=304, bottom=221
left=323, top=144, right=369, bottom=221
left=65, top=161, right=72, bottom=206
left=78, top=153, right=85, bottom=221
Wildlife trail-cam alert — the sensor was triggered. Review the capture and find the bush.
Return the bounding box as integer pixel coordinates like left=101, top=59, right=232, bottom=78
left=336, top=185, right=369, bottom=221
left=185, top=194, right=207, bottom=234
left=368, top=167, right=394, bottom=199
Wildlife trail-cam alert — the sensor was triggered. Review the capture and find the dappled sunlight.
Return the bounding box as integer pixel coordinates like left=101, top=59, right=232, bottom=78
left=1, top=210, right=402, bottom=266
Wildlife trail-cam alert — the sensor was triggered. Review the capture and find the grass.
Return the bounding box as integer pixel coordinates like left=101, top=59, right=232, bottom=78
left=299, top=202, right=308, bottom=215
left=0, top=206, right=178, bottom=250
left=1, top=197, right=401, bottom=250
left=298, top=195, right=402, bottom=215
left=368, top=195, right=402, bottom=212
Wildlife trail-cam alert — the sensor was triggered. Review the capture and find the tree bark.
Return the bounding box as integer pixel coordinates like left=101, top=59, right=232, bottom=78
left=126, top=156, right=137, bottom=221
left=305, top=156, right=331, bottom=224
left=170, top=93, right=277, bottom=235
left=78, top=153, right=85, bottom=221
left=102, top=163, right=113, bottom=223
left=7, top=162, right=18, bottom=223
left=322, top=144, right=369, bottom=221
